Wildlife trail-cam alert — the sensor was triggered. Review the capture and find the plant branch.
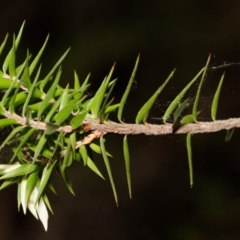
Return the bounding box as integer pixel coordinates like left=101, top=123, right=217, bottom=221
left=4, top=110, right=240, bottom=135
left=83, top=118, right=240, bottom=135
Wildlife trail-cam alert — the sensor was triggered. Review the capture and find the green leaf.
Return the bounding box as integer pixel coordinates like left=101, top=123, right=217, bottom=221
left=225, top=129, right=235, bottom=142
left=186, top=132, right=193, bottom=188
left=42, top=193, right=54, bottom=214
left=20, top=50, right=32, bottom=88
left=36, top=160, right=57, bottom=204
left=60, top=169, right=75, bottom=195
left=9, top=79, right=21, bottom=113
left=10, top=128, right=36, bottom=163
left=8, top=36, right=16, bottom=77
left=163, top=67, right=204, bottom=123
left=59, top=85, right=69, bottom=111
left=118, top=54, right=140, bottom=122
left=89, top=143, right=112, bottom=157
left=70, top=111, right=88, bottom=130
left=91, top=63, right=115, bottom=118
left=0, top=178, right=18, bottom=190
left=29, top=35, right=49, bottom=76
left=37, top=67, right=61, bottom=119
left=22, top=65, right=42, bottom=117
left=0, top=34, right=8, bottom=56
left=192, top=54, right=211, bottom=122
left=45, top=123, right=59, bottom=135
left=123, top=135, right=131, bottom=198
left=80, top=145, right=88, bottom=166
left=45, top=94, right=63, bottom=122
left=55, top=98, right=78, bottom=125
left=86, top=156, right=105, bottom=179
left=180, top=114, right=195, bottom=124
left=0, top=118, right=18, bottom=128
left=40, top=48, right=70, bottom=91
left=136, top=69, right=175, bottom=124
left=0, top=126, right=23, bottom=151
left=211, top=72, right=225, bottom=121
left=32, top=133, right=48, bottom=163
left=100, top=136, right=118, bottom=206
left=61, top=139, right=72, bottom=171
left=73, top=71, right=81, bottom=100
left=0, top=163, right=39, bottom=180
left=104, top=103, right=120, bottom=115
left=99, top=78, right=117, bottom=122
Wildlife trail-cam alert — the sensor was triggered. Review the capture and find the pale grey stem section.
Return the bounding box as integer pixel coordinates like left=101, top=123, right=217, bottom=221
left=4, top=110, right=240, bottom=135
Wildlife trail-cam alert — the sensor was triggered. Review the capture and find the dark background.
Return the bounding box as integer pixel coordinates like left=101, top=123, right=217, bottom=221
left=1, top=1, right=240, bottom=239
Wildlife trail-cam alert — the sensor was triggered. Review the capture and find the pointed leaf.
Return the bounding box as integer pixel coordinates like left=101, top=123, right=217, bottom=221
left=29, top=35, right=49, bottom=75
left=211, top=72, right=225, bottom=121
left=70, top=111, right=88, bottom=129
left=118, top=54, right=140, bottom=122
left=60, top=169, right=75, bottom=195
left=22, top=65, right=42, bottom=117
left=91, top=63, right=115, bottom=118
left=0, top=163, right=39, bottom=180
left=37, top=68, right=61, bottom=119
left=36, top=161, right=57, bottom=204
left=55, top=98, right=78, bottom=125
left=0, top=34, right=8, bottom=56
left=186, top=132, right=193, bottom=188
left=136, top=69, right=175, bottom=124
left=40, top=48, right=70, bottom=91
left=86, top=156, right=105, bottom=179
left=225, top=129, right=235, bottom=142
left=123, top=135, right=132, bottom=198
left=192, top=54, right=211, bottom=122
left=100, top=136, right=118, bottom=206
left=163, top=67, right=204, bottom=123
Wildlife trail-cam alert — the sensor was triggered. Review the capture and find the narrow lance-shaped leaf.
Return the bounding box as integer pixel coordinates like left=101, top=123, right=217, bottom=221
left=91, top=63, right=115, bottom=118
left=0, top=126, right=23, bottom=151
left=225, top=129, right=235, bottom=142
left=37, top=67, right=62, bottom=119
left=0, top=34, right=8, bottom=56
left=123, top=135, right=132, bottom=198
left=80, top=145, right=88, bottom=166
left=73, top=70, right=81, bottom=100
left=192, top=54, right=211, bottom=122
left=86, top=157, right=105, bottom=179
left=100, top=136, right=118, bottom=206
left=8, top=35, right=16, bottom=77
left=211, top=72, right=225, bottom=121
left=186, top=132, right=193, bottom=188
left=172, top=98, right=190, bottom=131
left=2, top=21, right=25, bottom=72
left=40, top=48, right=70, bottom=91
left=20, top=50, right=32, bottom=89
left=99, top=78, right=118, bottom=122
left=61, top=170, right=75, bottom=195
left=22, top=65, right=42, bottom=117
left=136, top=69, right=175, bottom=124
left=55, top=98, right=78, bottom=125
left=10, top=128, right=36, bottom=163
left=0, top=163, right=39, bottom=180
left=36, top=160, right=57, bottom=204
left=32, top=133, right=48, bottom=163
left=163, top=67, right=204, bottom=123
left=61, top=139, right=72, bottom=172
left=70, top=111, right=88, bottom=130
left=29, top=34, right=49, bottom=76
left=118, top=54, right=140, bottom=122
left=9, top=80, right=21, bottom=114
